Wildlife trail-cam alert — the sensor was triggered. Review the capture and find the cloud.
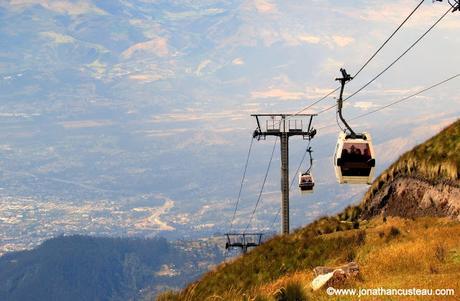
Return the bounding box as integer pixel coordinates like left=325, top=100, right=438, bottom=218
left=164, top=8, right=225, bottom=20
left=195, top=59, right=212, bottom=76
left=108, top=61, right=175, bottom=82
left=251, top=88, right=306, bottom=100
left=303, top=86, right=339, bottom=100
left=320, top=58, right=345, bottom=76
left=235, top=27, right=351, bottom=48
left=141, top=129, right=237, bottom=148
left=298, top=34, right=321, bottom=44
left=121, top=36, right=169, bottom=59
left=232, top=58, right=245, bottom=65
left=40, top=31, right=75, bottom=44
left=250, top=73, right=341, bottom=102
left=0, top=112, right=39, bottom=118
left=353, top=101, right=378, bottom=110
left=85, top=59, right=106, bottom=79
left=176, top=132, right=230, bottom=148
left=59, top=120, right=113, bottom=129
left=382, top=87, right=422, bottom=94
left=129, top=73, right=165, bottom=82
left=141, top=127, right=243, bottom=139
left=332, top=35, right=354, bottom=47
left=280, top=32, right=322, bottom=46
left=141, top=128, right=188, bottom=138
left=281, top=33, right=354, bottom=48
left=6, top=0, right=106, bottom=15
left=149, top=107, right=259, bottom=124
left=341, top=1, right=460, bottom=30
left=254, top=0, right=277, bottom=13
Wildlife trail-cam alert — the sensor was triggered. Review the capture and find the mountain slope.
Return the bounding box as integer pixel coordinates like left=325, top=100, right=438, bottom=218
left=0, top=235, right=223, bottom=301
left=157, top=120, right=460, bottom=301
left=361, top=119, right=460, bottom=219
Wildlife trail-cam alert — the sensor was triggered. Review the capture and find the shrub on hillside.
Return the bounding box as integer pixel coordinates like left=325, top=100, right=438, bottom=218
left=273, top=282, right=307, bottom=301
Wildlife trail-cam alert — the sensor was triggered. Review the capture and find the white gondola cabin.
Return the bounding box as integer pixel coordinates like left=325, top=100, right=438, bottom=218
left=333, top=132, right=376, bottom=184
left=298, top=172, right=314, bottom=192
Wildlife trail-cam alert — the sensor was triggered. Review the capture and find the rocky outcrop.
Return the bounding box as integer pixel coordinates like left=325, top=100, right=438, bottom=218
left=311, top=262, right=359, bottom=291
left=362, top=176, right=460, bottom=220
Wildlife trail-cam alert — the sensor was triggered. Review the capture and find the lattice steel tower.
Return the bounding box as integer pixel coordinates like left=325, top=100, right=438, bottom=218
left=251, top=114, right=317, bottom=234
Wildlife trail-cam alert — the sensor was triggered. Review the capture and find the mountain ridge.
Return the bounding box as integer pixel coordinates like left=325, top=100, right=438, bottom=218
left=361, top=119, right=460, bottom=220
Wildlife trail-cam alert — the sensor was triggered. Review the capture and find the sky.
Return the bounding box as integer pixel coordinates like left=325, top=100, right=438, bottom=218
left=0, top=0, right=459, bottom=249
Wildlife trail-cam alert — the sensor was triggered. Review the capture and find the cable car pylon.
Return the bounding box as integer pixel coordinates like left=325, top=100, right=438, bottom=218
left=250, top=113, right=317, bottom=235
left=224, top=233, right=264, bottom=254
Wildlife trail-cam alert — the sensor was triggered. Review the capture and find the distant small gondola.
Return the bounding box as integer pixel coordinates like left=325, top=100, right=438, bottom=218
left=298, top=172, right=314, bottom=192
left=298, top=146, right=315, bottom=192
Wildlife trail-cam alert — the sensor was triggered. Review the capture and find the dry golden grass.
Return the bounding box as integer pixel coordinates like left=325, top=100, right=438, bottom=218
left=158, top=217, right=460, bottom=301
left=349, top=217, right=460, bottom=301
left=262, top=217, right=460, bottom=301
left=254, top=271, right=311, bottom=298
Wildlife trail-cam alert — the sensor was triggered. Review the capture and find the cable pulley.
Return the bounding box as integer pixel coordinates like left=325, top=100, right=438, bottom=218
left=435, top=0, right=460, bottom=12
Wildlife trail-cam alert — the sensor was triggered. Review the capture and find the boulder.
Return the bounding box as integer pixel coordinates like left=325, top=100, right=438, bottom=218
left=311, top=271, right=335, bottom=291
left=311, top=262, right=359, bottom=291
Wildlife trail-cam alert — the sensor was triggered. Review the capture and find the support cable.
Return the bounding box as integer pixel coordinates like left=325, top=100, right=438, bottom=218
left=293, top=0, right=426, bottom=116
left=348, top=73, right=460, bottom=121
left=229, top=136, right=255, bottom=231
left=316, top=5, right=452, bottom=116
left=316, top=73, right=460, bottom=131
left=353, top=0, right=425, bottom=79
left=244, top=137, right=278, bottom=233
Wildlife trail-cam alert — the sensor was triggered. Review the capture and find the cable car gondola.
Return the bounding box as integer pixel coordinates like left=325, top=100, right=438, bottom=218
left=333, top=68, right=376, bottom=184
left=334, top=132, right=375, bottom=184
left=299, top=146, right=315, bottom=192
left=299, top=172, right=314, bottom=192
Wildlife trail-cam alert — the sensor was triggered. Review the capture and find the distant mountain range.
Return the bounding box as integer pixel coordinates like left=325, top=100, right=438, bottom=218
left=0, top=235, right=224, bottom=301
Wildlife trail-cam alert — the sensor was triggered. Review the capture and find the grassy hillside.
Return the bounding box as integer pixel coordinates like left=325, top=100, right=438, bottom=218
left=362, top=119, right=459, bottom=209
left=158, top=217, right=460, bottom=301
left=157, top=120, right=460, bottom=300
